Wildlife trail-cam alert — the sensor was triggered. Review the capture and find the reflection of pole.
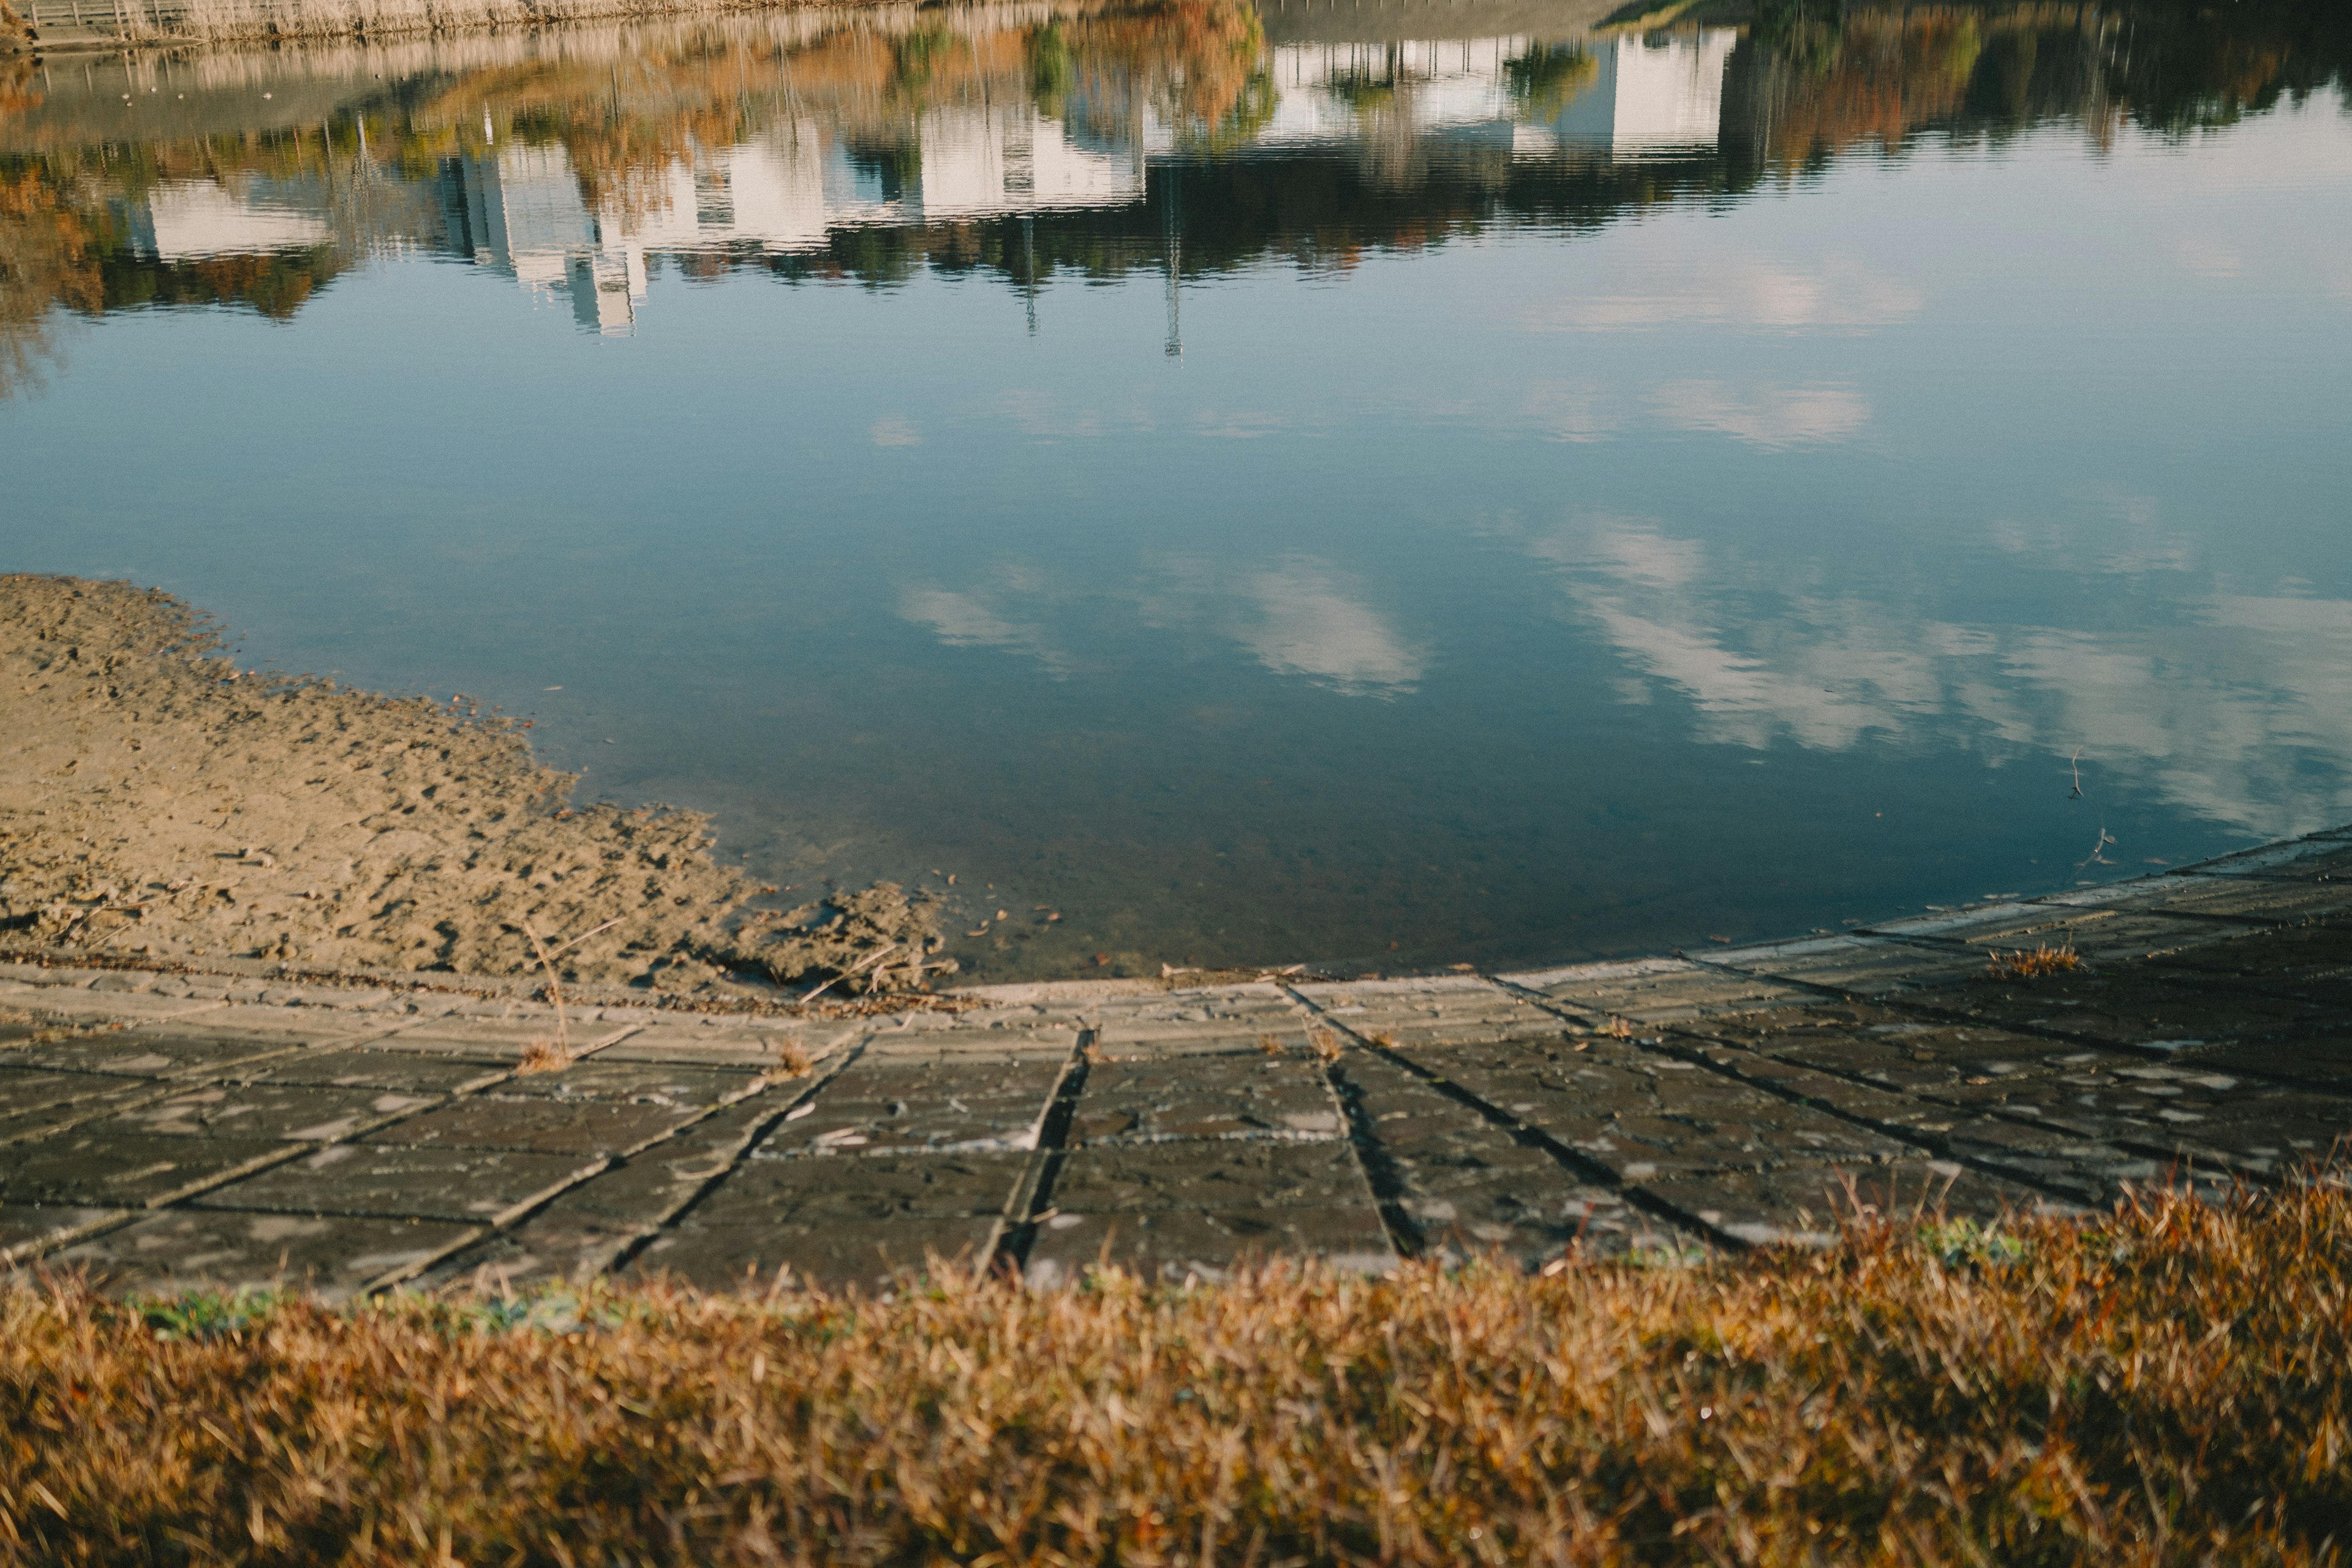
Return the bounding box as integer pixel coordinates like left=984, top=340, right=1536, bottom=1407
left=1022, top=214, right=1038, bottom=336
left=1162, top=167, right=1182, bottom=360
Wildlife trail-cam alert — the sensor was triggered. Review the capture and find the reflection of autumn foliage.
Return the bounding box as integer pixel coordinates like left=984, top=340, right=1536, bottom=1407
left=1744, top=1, right=2352, bottom=168
left=0, top=163, right=97, bottom=397
left=390, top=0, right=1266, bottom=227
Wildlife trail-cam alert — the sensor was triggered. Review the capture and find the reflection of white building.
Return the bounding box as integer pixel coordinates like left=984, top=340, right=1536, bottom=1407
left=440, top=108, right=1144, bottom=335
left=1546, top=32, right=1735, bottom=154
left=121, top=178, right=333, bottom=260
left=1257, top=31, right=1735, bottom=159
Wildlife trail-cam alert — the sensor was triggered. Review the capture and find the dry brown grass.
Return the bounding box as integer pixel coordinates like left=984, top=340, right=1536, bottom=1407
left=1986, top=943, right=2085, bottom=980
left=4, top=1179, right=2350, bottom=1564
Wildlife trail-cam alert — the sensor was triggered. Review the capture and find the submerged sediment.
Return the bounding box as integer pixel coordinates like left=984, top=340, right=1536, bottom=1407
left=0, top=575, right=944, bottom=995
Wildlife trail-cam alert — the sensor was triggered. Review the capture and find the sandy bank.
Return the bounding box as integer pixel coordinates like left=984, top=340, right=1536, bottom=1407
left=0, top=576, right=943, bottom=994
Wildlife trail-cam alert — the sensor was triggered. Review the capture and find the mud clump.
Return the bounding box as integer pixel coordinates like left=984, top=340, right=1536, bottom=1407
left=0, top=575, right=938, bottom=997
left=696, top=883, right=953, bottom=997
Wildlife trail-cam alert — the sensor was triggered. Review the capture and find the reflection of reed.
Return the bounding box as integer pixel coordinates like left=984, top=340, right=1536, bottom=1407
left=20, top=0, right=1120, bottom=48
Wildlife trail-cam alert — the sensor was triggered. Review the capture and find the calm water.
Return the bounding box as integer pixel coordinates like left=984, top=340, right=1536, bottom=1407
left=4, top=0, right=2350, bottom=979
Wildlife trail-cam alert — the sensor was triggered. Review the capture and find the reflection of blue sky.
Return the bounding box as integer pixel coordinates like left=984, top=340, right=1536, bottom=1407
left=7, top=72, right=2352, bottom=960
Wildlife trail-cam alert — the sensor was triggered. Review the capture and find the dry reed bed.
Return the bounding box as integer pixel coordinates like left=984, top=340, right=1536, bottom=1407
left=39, top=0, right=1020, bottom=47
left=4, top=1182, right=2349, bottom=1565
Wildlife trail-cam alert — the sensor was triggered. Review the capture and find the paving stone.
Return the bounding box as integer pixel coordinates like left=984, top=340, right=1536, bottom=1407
left=489, top=1061, right=766, bottom=1107
left=1300, top=977, right=1575, bottom=1048
left=2177, top=1034, right=2352, bottom=1093
left=1663, top=1011, right=2291, bottom=1202
left=364, top=1017, right=639, bottom=1060
left=192, top=1143, right=600, bottom=1223
left=596, top=1019, right=861, bottom=1068
left=1023, top=1206, right=1392, bottom=1286
left=1088, top=986, right=1313, bottom=1055
left=186, top=1004, right=404, bottom=1040
left=1047, top=1140, right=1370, bottom=1213
left=692, top=1151, right=1030, bottom=1226
left=0, top=1204, right=127, bottom=1263
left=1863, top=905, right=2230, bottom=965
left=1500, top=959, right=1811, bottom=1024
left=97, top=1082, right=437, bottom=1143
left=1390, top=1034, right=1910, bottom=1175
left=1333, top=1049, right=1670, bottom=1262
left=1705, top=938, right=1991, bottom=997
left=0, top=1130, right=296, bottom=1208
left=753, top=1053, right=1063, bottom=1156
left=2179, top=839, right=2352, bottom=878
left=361, top=1096, right=699, bottom=1156
left=2139, top=876, right=2352, bottom=925
left=425, top=1100, right=781, bottom=1287
left=2147, top=920, right=2352, bottom=1004
left=9, top=992, right=230, bottom=1023
left=1887, top=971, right=2343, bottom=1055
left=0, top=1028, right=308, bottom=1079
left=51, top=1210, right=477, bottom=1302
left=1070, top=1054, right=1340, bottom=1144
left=633, top=1215, right=998, bottom=1293
left=239, top=1049, right=513, bottom=1095
left=0, top=1066, right=153, bottom=1129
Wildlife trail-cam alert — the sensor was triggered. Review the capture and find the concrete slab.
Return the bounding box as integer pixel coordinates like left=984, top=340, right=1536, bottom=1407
left=1705, top=939, right=1989, bottom=998
left=1047, top=1140, right=1371, bottom=1213
left=423, top=1100, right=781, bottom=1288
left=693, top=1151, right=1031, bottom=1226
left=51, top=1210, right=477, bottom=1302
left=1333, top=1049, right=1670, bottom=1261
left=190, top=1143, right=600, bottom=1223
left=239, top=1049, right=513, bottom=1094
left=96, top=1082, right=436, bottom=1143
left=483, top=1060, right=768, bottom=1109
left=1070, top=1054, right=1341, bottom=1144
left=0, top=1203, right=127, bottom=1263
left=0, top=1129, right=296, bottom=1208
left=360, top=1096, right=699, bottom=1157
left=1501, top=959, right=1810, bottom=1024
left=1302, top=978, right=1578, bottom=1049
left=0, top=1028, right=307, bottom=1079
left=6, top=992, right=230, bottom=1023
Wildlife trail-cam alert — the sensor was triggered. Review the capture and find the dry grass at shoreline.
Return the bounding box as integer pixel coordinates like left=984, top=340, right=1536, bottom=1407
left=4, top=1181, right=2348, bottom=1565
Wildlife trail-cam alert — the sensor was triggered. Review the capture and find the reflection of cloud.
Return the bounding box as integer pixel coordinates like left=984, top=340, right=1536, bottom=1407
left=897, top=587, right=1072, bottom=677
left=1523, top=259, right=1924, bottom=332
left=1236, top=560, right=1426, bottom=696
left=1520, top=380, right=1616, bottom=443
left=900, top=557, right=1422, bottom=698
left=870, top=415, right=921, bottom=447
left=1523, top=513, right=2352, bottom=837
left=1648, top=380, right=1870, bottom=447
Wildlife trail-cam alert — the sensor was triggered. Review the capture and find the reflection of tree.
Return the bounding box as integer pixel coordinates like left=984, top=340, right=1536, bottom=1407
left=1504, top=42, right=1599, bottom=121
left=1736, top=0, right=2352, bottom=168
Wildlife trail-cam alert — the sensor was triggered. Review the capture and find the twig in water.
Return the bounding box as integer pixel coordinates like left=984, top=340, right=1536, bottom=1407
left=801, top=942, right=899, bottom=1004
left=2077, top=828, right=2118, bottom=869
left=2068, top=747, right=2089, bottom=801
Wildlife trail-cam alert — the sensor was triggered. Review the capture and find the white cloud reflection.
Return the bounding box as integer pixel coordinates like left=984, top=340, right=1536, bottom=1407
left=899, top=556, right=1423, bottom=698
left=1526, top=513, right=2352, bottom=835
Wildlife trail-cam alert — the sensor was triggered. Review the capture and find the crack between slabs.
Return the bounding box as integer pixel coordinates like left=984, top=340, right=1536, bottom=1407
left=986, top=1027, right=1096, bottom=1281
left=1284, top=987, right=1733, bottom=1252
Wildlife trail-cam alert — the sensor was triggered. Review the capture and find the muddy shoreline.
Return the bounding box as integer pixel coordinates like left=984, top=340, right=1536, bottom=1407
left=0, top=576, right=947, bottom=998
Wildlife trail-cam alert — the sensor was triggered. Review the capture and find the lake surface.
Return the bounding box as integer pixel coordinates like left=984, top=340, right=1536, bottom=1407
left=4, top=0, right=2350, bottom=981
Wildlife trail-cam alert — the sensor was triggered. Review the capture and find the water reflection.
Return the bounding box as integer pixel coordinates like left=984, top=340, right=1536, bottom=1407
left=7, top=0, right=2347, bottom=356
left=2, top=1, right=2350, bottom=976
